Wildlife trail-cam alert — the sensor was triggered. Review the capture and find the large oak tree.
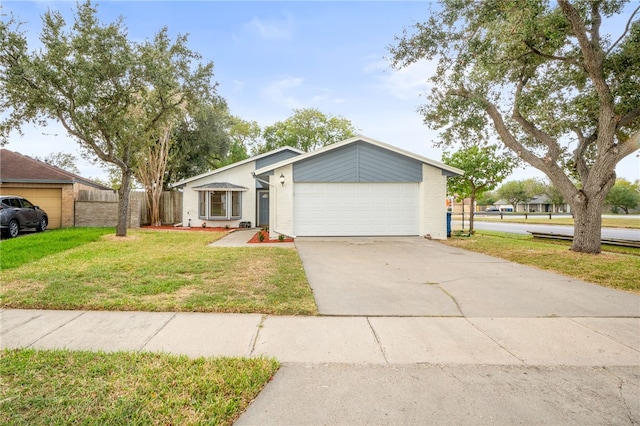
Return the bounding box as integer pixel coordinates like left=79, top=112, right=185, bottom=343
left=1, top=1, right=216, bottom=235
left=391, top=0, right=640, bottom=253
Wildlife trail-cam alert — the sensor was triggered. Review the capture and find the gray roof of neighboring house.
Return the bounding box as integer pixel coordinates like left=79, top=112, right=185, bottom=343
left=495, top=194, right=558, bottom=205
left=0, top=148, right=112, bottom=190
left=192, top=182, right=249, bottom=191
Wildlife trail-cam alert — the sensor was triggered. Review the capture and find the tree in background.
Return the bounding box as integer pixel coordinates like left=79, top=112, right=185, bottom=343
left=230, top=117, right=263, bottom=159
left=442, top=145, right=516, bottom=232
left=1, top=1, right=216, bottom=236
left=498, top=180, right=536, bottom=212
left=390, top=1, right=640, bottom=253
left=605, top=179, right=640, bottom=214
left=259, top=108, right=357, bottom=153
left=34, top=152, right=80, bottom=174
left=136, top=125, right=173, bottom=227
left=476, top=191, right=498, bottom=208
left=543, top=181, right=567, bottom=212
left=165, top=100, right=231, bottom=187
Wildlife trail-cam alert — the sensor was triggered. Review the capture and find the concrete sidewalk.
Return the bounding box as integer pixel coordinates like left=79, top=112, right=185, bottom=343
left=4, top=309, right=639, bottom=424
left=2, top=309, right=638, bottom=366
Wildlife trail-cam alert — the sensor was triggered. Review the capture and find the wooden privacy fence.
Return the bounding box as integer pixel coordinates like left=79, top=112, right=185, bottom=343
left=75, top=190, right=182, bottom=226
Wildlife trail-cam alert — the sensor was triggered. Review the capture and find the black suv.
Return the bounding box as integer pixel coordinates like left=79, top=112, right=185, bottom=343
left=0, top=195, right=48, bottom=238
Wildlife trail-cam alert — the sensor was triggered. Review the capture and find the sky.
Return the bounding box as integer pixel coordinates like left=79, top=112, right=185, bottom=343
left=2, top=0, right=639, bottom=184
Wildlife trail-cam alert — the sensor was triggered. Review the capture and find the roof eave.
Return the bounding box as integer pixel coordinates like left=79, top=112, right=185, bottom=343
left=254, top=135, right=465, bottom=176
left=169, top=146, right=305, bottom=188
left=0, top=178, right=74, bottom=185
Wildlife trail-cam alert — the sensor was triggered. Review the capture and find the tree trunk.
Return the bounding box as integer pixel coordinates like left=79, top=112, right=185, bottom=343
left=570, top=194, right=604, bottom=254
left=147, top=188, right=162, bottom=227
left=469, top=195, right=476, bottom=233
left=116, top=168, right=133, bottom=237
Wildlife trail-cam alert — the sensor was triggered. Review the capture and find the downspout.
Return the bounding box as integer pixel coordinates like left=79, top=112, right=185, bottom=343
left=251, top=172, right=288, bottom=238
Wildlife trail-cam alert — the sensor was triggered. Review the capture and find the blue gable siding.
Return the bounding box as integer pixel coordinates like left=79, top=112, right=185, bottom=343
left=293, top=141, right=422, bottom=183
left=255, top=149, right=301, bottom=170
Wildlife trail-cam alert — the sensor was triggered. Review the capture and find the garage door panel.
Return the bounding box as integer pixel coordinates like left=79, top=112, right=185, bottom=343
left=294, top=183, right=418, bottom=236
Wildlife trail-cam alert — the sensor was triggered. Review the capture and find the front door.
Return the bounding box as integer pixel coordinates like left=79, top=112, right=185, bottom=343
left=257, top=190, right=269, bottom=227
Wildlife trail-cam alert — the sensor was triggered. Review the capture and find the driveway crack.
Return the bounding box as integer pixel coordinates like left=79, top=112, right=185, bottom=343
left=603, top=367, right=637, bottom=425
left=437, top=285, right=465, bottom=317
left=366, top=317, right=389, bottom=365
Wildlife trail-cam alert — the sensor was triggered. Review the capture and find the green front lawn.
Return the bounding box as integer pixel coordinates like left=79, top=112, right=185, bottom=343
left=472, top=215, right=640, bottom=229
left=0, top=227, right=114, bottom=270
left=441, top=231, right=640, bottom=294
left=0, top=349, right=278, bottom=425
left=0, top=229, right=317, bottom=315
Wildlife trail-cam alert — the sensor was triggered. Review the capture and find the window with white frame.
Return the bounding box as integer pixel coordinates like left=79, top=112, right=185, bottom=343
left=198, top=191, right=242, bottom=220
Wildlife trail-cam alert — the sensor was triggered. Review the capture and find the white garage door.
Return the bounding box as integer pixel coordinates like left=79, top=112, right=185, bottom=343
left=294, top=183, right=419, bottom=236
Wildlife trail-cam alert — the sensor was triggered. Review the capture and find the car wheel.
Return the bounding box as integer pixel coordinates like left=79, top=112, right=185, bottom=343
left=8, top=219, right=19, bottom=238
left=36, top=216, right=48, bottom=232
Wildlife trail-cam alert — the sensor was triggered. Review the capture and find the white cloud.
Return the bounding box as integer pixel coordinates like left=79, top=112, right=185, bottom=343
left=262, top=77, right=347, bottom=110
left=231, top=80, right=246, bottom=92
left=262, top=76, right=305, bottom=109
left=365, top=58, right=437, bottom=100
left=244, top=15, right=293, bottom=41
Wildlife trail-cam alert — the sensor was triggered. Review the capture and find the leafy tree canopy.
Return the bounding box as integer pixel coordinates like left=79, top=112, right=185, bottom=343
left=259, top=108, right=357, bottom=153
left=498, top=179, right=544, bottom=211
left=605, top=178, right=640, bottom=214
left=442, top=146, right=517, bottom=201
left=166, top=99, right=232, bottom=186
left=34, top=152, right=80, bottom=174
left=390, top=0, right=640, bottom=253
left=1, top=1, right=217, bottom=235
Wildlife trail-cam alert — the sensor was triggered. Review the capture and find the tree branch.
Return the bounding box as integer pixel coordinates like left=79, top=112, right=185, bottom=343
left=607, top=4, right=640, bottom=55
left=557, top=1, right=611, bottom=102
left=618, top=107, right=640, bottom=130
left=523, top=41, right=579, bottom=65
left=616, top=130, right=640, bottom=163
left=511, top=75, right=561, bottom=163
left=449, top=88, right=579, bottom=202
left=572, top=127, right=596, bottom=182
left=589, top=1, right=602, bottom=47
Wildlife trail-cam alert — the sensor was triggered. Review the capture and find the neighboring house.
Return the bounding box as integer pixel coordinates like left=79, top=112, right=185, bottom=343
left=493, top=196, right=571, bottom=213
left=0, top=149, right=112, bottom=228
left=174, top=135, right=463, bottom=240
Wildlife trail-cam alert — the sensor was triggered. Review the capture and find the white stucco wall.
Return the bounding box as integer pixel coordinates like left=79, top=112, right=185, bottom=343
left=419, top=164, right=448, bottom=240
left=181, top=161, right=258, bottom=228
left=268, top=164, right=294, bottom=239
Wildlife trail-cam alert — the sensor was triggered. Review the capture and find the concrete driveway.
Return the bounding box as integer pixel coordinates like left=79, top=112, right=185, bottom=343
left=294, top=236, right=640, bottom=317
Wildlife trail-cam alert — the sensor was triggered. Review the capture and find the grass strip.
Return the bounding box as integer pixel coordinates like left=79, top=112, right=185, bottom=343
left=473, top=216, right=639, bottom=229
left=0, top=230, right=318, bottom=315
left=0, top=349, right=278, bottom=425
left=441, top=231, right=640, bottom=294
left=0, top=228, right=114, bottom=270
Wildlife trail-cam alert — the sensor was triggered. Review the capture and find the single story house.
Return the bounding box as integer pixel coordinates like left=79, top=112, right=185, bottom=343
left=174, top=136, right=463, bottom=240
left=493, top=195, right=571, bottom=213
left=0, top=149, right=112, bottom=228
